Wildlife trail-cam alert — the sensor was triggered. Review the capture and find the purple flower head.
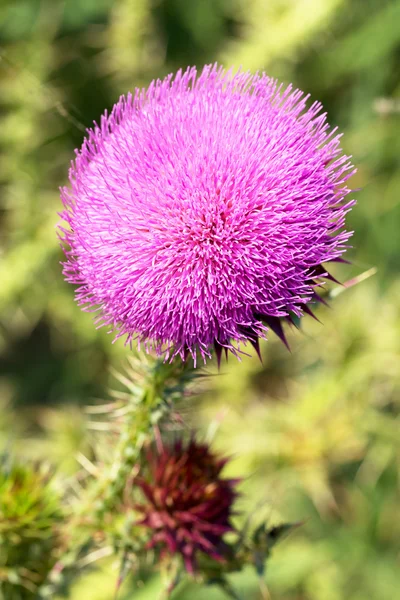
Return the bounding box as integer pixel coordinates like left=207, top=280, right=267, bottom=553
left=132, top=438, right=238, bottom=573
left=59, top=64, right=356, bottom=364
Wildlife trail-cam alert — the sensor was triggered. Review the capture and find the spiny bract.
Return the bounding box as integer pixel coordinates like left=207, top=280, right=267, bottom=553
left=59, top=64, right=356, bottom=364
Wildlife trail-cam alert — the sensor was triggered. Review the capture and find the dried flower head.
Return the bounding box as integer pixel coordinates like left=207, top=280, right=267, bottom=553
left=59, top=64, right=356, bottom=363
left=132, top=439, right=238, bottom=573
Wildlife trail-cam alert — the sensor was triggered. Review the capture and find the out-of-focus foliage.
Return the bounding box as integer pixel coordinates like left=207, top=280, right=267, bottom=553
left=0, top=0, right=399, bottom=599
left=200, top=279, right=400, bottom=600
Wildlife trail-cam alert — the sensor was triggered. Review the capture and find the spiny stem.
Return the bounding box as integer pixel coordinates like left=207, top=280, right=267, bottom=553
left=43, top=356, right=197, bottom=596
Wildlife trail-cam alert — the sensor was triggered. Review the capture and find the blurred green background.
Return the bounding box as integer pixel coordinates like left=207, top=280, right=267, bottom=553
left=0, top=0, right=399, bottom=598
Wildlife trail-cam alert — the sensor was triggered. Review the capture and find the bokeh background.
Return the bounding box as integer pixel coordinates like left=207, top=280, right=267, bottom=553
left=1, top=0, right=399, bottom=598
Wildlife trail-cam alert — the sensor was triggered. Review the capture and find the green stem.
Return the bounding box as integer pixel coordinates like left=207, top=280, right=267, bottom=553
left=42, top=356, right=196, bottom=596
left=98, top=356, right=194, bottom=513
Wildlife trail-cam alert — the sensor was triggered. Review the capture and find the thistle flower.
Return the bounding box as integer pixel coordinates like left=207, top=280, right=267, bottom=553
left=0, top=457, right=63, bottom=598
left=132, top=439, right=238, bottom=573
left=59, top=64, right=356, bottom=363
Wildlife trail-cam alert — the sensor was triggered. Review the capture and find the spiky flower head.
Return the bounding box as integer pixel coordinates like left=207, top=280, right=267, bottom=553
left=59, top=64, right=356, bottom=363
left=0, top=457, right=63, bottom=598
left=132, top=439, right=238, bottom=573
